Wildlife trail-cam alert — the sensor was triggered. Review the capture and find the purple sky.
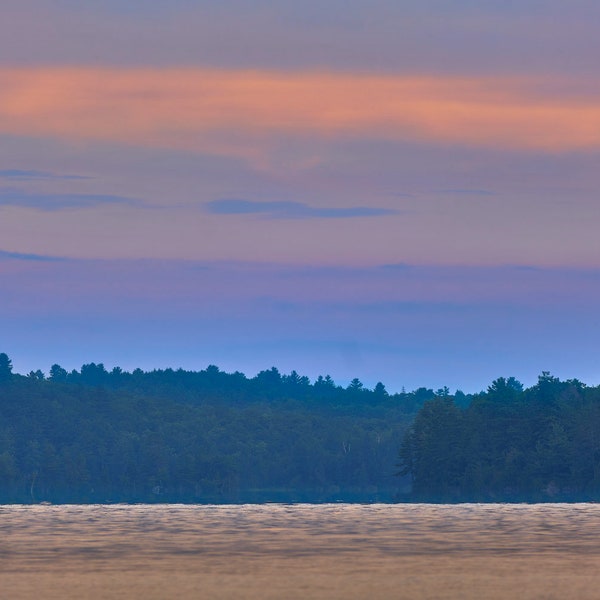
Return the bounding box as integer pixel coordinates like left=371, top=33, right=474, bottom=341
left=1, top=1, right=599, bottom=391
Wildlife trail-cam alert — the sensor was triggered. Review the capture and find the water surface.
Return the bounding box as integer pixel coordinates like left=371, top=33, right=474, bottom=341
left=2, top=503, right=599, bottom=599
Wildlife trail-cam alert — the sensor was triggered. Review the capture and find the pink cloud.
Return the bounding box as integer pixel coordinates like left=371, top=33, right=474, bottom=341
left=1, top=68, right=600, bottom=168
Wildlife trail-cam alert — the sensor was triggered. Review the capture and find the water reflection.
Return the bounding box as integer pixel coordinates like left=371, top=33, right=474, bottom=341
left=1, top=504, right=600, bottom=599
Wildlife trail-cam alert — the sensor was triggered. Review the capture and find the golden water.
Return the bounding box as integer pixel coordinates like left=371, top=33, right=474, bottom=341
left=2, top=503, right=600, bottom=599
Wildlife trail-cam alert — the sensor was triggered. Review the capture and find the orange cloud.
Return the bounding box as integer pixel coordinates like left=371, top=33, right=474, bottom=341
left=1, top=68, right=599, bottom=164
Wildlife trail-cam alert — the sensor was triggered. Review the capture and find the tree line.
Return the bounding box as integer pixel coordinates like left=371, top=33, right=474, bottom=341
left=0, top=353, right=434, bottom=503
left=4, top=352, right=599, bottom=503
left=399, top=374, right=600, bottom=501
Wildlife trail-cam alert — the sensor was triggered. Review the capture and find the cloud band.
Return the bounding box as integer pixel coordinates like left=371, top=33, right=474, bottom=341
left=1, top=69, right=600, bottom=163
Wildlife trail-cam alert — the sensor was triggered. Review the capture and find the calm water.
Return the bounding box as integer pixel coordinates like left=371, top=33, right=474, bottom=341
left=1, top=503, right=600, bottom=599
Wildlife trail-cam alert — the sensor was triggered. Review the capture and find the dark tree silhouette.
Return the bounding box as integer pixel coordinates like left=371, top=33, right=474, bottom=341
left=49, top=364, right=68, bottom=382
left=0, top=353, right=13, bottom=382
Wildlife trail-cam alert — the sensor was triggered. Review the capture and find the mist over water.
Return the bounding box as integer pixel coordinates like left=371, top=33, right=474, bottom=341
left=2, top=503, right=600, bottom=599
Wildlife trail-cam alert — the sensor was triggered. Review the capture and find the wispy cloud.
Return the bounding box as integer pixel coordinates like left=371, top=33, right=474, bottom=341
left=0, top=68, right=599, bottom=167
left=0, top=169, right=90, bottom=181
left=206, top=199, right=397, bottom=219
left=434, top=189, right=496, bottom=196
left=0, top=249, right=65, bottom=261
left=0, top=188, right=139, bottom=211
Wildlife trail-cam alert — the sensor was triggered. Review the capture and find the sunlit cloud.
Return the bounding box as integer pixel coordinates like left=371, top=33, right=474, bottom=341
left=206, top=199, right=397, bottom=219
left=1, top=68, right=600, bottom=169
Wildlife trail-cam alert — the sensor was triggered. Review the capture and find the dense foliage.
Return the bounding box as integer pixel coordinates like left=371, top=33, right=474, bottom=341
left=0, top=353, right=430, bottom=503
left=399, top=374, right=600, bottom=501
left=5, top=351, right=598, bottom=503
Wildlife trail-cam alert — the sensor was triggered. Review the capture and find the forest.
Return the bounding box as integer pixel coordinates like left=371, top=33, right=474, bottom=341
left=0, top=353, right=430, bottom=503
left=399, top=374, right=600, bottom=501
left=2, top=351, right=600, bottom=503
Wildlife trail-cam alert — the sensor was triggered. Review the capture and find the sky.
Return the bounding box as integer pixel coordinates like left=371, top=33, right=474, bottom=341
left=1, top=1, right=600, bottom=392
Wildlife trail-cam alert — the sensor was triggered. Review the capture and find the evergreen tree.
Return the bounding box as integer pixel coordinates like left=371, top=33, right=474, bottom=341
left=0, top=353, right=13, bottom=382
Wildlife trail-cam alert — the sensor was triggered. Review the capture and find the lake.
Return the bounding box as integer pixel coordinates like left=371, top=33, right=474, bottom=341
left=1, top=503, right=600, bottom=599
